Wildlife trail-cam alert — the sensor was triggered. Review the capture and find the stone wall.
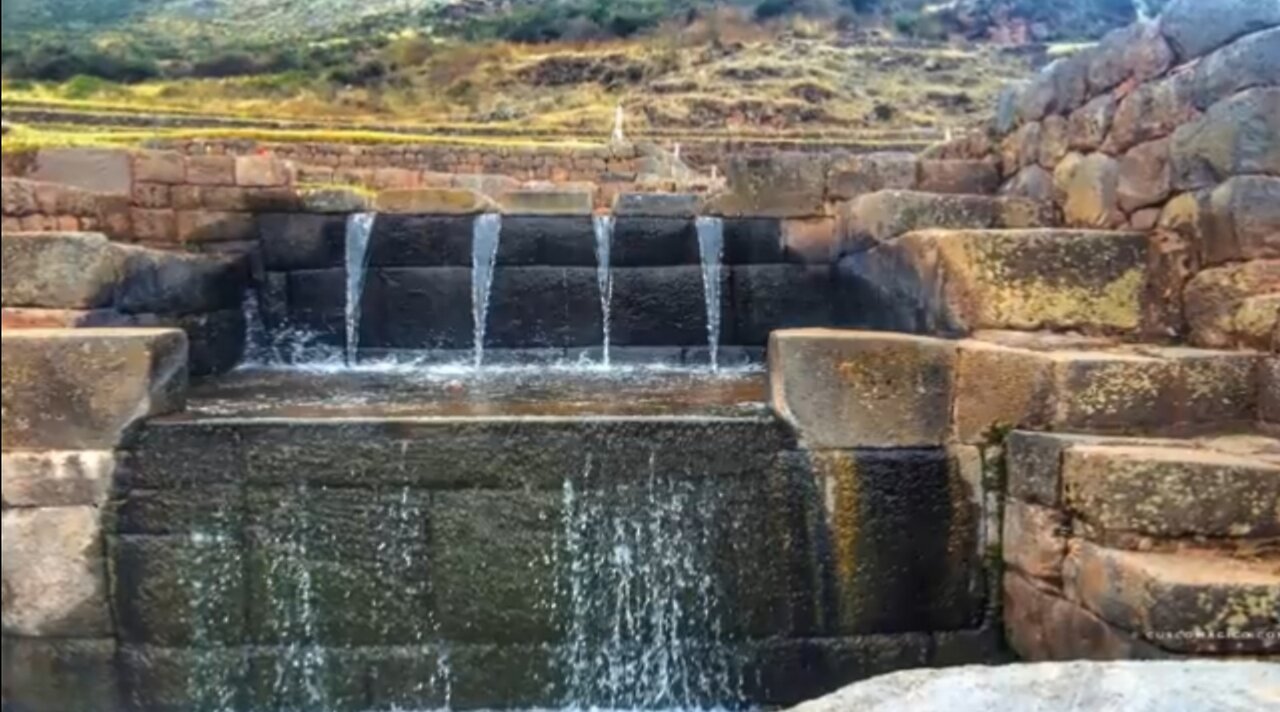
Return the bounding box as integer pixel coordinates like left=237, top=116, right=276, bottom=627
left=0, top=232, right=249, bottom=375
left=1, top=329, right=188, bottom=712
left=949, top=0, right=1279, bottom=350
left=768, top=327, right=1279, bottom=663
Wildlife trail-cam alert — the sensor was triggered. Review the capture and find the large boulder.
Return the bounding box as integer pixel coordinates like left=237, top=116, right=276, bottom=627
left=1160, top=0, right=1280, bottom=61
left=1190, top=27, right=1280, bottom=111
left=1087, top=21, right=1174, bottom=95
left=1, top=232, right=121, bottom=309
left=1, top=328, right=188, bottom=450
left=1200, top=176, right=1280, bottom=265
left=784, top=660, right=1277, bottom=712
left=1170, top=88, right=1280, bottom=191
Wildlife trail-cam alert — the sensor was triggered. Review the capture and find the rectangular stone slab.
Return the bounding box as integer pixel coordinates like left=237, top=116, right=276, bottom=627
left=769, top=329, right=956, bottom=448
left=1, top=328, right=187, bottom=450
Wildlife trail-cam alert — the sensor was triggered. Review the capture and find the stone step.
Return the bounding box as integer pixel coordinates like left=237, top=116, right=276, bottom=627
left=768, top=330, right=1267, bottom=450
left=1064, top=540, right=1280, bottom=655
left=835, top=190, right=1057, bottom=250
left=1062, top=441, right=1280, bottom=541
left=1007, top=431, right=1279, bottom=511
left=956, top=341, right=1263, bottom=440
left=836, top=228, right=1151, bottom=336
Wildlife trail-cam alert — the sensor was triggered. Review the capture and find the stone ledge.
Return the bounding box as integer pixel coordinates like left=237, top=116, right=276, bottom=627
left=953, top=341, right=1261, bottom=442
left=840, top=229, right=1150, bottom=337
left=769, top=329, right=955, bottom=448
left=1, top=328, right=188, bottom=451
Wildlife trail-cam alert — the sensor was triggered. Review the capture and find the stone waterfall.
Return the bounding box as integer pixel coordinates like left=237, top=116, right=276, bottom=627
left=593, top=214, right=615, bottom=367
left=560, top=454, right=742, bottom=709
left=343, top=212, right=377, bottom=366
left=471, top=213, right=502, bottom=368
left=695, top=217, right=725, bottom=372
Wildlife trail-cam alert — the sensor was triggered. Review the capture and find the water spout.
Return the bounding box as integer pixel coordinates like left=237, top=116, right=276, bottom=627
left=593, top=214, right=615, bottom=367
left=471, top=213, right=503, bottom=368
left=344, top=212, right=377, bottom=367
left=695, top=216, right=725, bottom=372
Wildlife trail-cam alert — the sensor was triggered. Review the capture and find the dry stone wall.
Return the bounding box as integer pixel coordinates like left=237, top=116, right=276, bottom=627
left=951, top=0, right=1279, bottom=350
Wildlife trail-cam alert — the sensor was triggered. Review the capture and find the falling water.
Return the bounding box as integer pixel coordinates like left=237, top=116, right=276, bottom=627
left=266, top=484, right=328, bottom=711
left=344, top=212, right=377, bottom=367
left=593, top=215, right=616, bottom=367
left=471, top=213, right=503, bottom=369
left=695, top=217, right=725, bottom=372
left=185, top=509, right=240, bottom=712
left=559, top=454, right=741, bottom=709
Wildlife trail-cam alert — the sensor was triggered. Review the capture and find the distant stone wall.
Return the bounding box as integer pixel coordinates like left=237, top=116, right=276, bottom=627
left=2, top=150, right=297, bottom=250
left=944, top=0, right=1279, bottom=350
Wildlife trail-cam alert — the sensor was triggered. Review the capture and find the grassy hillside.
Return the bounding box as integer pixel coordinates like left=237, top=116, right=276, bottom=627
left=0, top=1, right=1153, bottom=144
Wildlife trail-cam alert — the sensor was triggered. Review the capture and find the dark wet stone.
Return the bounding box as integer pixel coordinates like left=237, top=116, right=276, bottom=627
left=359, top=267, right=473, bottom=350
left=729, top=264, right=835, bottom=345
left=611, top=216, right=699, bottom=266
left=366, top=214, right=475, bottom=267
left=495, top=215, right=596, bottom=266
left=179, top=308, right=246, bottom=376
left=485, top=266, right=603, bottom=348
left=114, top=534, right=246, bottom=646
left=3, top=638, right=121, bottom=712
left=115, top=247, right=247, bottom=316
left=611, top=265, right=727, bottom=346
left=258, top=213, right=348, bottom=270
left=430, top=490, right=562, bottom=643
left=776, top=449, right=985, bottom=636
left=723, top=217, right=785, bottom=264
left=117, top=644, right=250, bottom=712
left=242, top=486, right=432, bottom=646
left=124, top=421, right=245, bottom=488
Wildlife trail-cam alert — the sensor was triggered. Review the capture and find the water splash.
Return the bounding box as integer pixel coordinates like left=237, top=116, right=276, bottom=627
left=695, top=217, right=725, bottom=372
left=471, top=213, right=503, bottom=369
left=593, top=214, right=616, bottom=367
left=559, top=454, right=742, bottom=709
left=1134, top=0, right=1157, bottom=22
left=344, top=212, right=377, bottom=367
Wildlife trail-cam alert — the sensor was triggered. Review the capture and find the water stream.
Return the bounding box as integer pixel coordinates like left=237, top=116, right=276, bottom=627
left=593, top=214, right=616, bottom=367
left=471, top=213, right=503, bottom=368
left=344, top=212, right=377, bottom=367
left=695, top=217, right=725, bottom=372
left=560, top=454, right=741, bottom=709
